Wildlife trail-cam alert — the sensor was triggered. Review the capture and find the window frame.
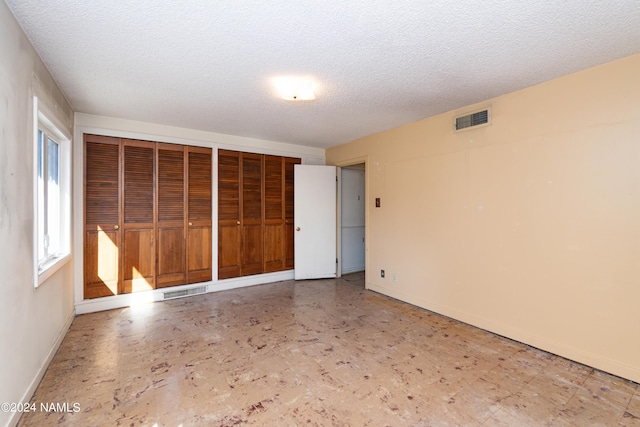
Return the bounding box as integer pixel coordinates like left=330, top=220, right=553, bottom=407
left=33, top=96, right=72, bottom=287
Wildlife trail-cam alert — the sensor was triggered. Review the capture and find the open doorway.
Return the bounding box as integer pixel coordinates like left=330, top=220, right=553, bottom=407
left=338, top=163, right=366, bottom=276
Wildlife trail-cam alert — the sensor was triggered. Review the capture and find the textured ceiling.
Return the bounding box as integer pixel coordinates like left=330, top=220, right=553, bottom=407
left=6, top=1, right=640, bottom=149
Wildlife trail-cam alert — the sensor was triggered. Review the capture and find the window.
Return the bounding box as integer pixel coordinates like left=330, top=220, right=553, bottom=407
left=34, top=96, right=71, bottom=286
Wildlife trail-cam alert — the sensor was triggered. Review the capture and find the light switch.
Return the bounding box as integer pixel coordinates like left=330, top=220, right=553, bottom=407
left=375, top=197, right=381, bottom=208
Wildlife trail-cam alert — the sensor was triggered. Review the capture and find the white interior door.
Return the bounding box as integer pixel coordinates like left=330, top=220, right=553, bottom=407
left=294, top=165, right=337, bottom=280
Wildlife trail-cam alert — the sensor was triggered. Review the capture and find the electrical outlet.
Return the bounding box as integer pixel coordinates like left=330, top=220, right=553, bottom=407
left=392, top=273, right=398, bottom=283
left=381, top=269, right=385, bottom=278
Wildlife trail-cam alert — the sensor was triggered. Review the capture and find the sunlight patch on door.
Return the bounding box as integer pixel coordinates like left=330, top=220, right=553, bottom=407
left=97, top=226, right=118, bottom=295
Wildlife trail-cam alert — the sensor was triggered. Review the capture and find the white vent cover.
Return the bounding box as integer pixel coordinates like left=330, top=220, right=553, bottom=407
left=454, top=107, right=491, bottom=131
left=163, top=286, right=207, bottom=300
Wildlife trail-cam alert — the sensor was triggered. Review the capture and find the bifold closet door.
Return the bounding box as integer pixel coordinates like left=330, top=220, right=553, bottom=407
left=218, top=150, right=241, bottom=279
left=157, top=144, right=186, bottom=288
left=284, top=157, right=301, bottom=269
left=122, top=139, right=156, bottom=293
left=263, top=155, right=284, bottom=272
left=84, top=135, right=121, bottom=298
left=186, top=146, right=213, bottom=284
left=217, top=150, right=301, bottom=279
left=218, top=150, right=264, bottom=278
left=241, top=153, right=264, bottom=276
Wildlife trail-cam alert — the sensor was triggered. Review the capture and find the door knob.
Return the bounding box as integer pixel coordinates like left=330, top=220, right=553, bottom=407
left=188, top=222, right=193, bottom=226
left=113, top=225, right=119, bottom=230
left=236, top=220, right=241, bottom=225
left=296, top=227, right=301, bottom=231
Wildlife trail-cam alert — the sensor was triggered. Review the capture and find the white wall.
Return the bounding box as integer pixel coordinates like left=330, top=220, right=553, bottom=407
left=341, top=167, right=365, bottom=274
left=0, top=3, right=75, bottom=427
left=327, top=53, right=640, bottom=383
left=73, top=113, right=326, bottom=313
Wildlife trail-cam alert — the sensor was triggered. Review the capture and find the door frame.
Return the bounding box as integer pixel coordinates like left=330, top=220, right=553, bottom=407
left=335, top=156, right=368, bottom=282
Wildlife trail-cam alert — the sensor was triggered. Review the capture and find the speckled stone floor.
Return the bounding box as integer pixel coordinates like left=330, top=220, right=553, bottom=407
left=18, top=272, right=640, bottom=426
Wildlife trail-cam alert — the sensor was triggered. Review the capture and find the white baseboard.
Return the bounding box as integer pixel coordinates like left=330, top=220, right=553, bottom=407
left=366, top=282, right=640, bottom=384
left=209, top=270, right=294, bottom=292
left=76, top=270, right=295, bottom=314
left=8, top=309, right=75, bottom=427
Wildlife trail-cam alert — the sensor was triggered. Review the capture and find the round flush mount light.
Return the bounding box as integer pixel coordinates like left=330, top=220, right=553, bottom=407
left=272, top=76, right=317, bottom=101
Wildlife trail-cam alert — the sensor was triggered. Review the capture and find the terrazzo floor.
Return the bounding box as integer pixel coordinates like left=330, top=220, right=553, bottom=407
left=18, top=272, right=640, bottom=426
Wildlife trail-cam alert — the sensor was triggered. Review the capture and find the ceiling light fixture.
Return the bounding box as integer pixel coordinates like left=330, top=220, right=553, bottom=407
left=272, top=76, right=317, bottom=101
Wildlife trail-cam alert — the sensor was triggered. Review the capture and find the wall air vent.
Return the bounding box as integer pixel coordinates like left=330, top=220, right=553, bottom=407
left=454, top=107, right=491, bottom=132
left=163, top=286, right=207, bottom=300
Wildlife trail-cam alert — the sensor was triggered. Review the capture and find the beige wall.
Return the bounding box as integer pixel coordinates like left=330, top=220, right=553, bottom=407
left=327, top=53, right=640, bottom=383
left=0, top=3, right=75, bottom=426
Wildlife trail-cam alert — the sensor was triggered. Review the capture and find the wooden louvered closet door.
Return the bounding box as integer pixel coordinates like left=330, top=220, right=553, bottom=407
left=122, top=139, right=156, bottom=293
left=84, top=135, right=121, bottom=298
left=217, top=150, right=301, bottom=280
left=157, top=144, right=186, bottom=288
left=284, top=156, right=301, bottom=269
left=263, top=155, right=284, bottom=272
left=84, top=135, right=213, bottom=299
left=218, top=150, right=241, bottom=279
left=241, top=153, right=264, bottom=276
left=186, top=146, right=213, bottom=284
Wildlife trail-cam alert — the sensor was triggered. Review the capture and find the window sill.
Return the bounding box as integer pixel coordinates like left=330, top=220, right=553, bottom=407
left=36, top=253, right=71, bottom=287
